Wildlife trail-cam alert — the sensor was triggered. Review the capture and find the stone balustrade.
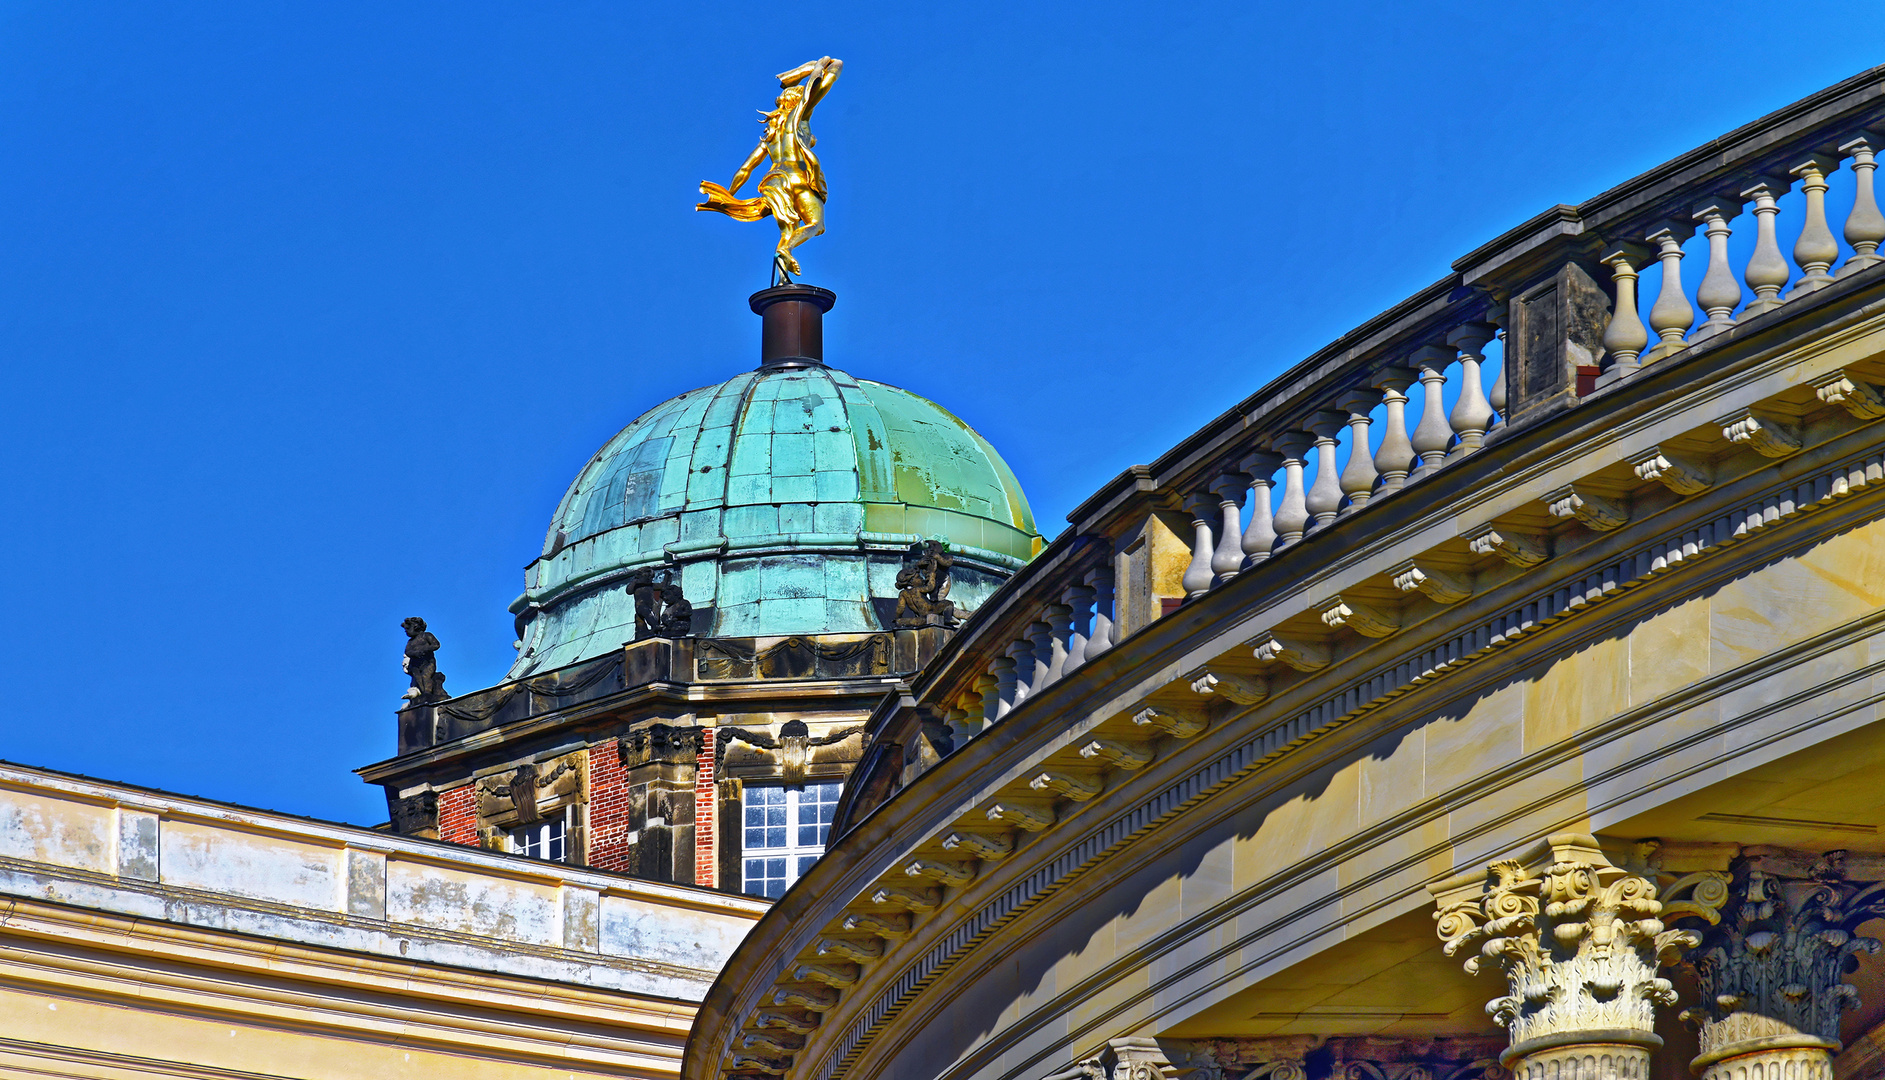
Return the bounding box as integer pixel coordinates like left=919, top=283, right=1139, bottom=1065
left=863, top=67, right=1885, bottom=783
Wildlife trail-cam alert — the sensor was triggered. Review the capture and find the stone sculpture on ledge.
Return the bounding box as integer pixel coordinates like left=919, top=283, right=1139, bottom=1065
left=894, top=539, right=959, bottom=628
left=400, top=617, right=446, bottom=705
left=629, top=568, right=695, bottom=639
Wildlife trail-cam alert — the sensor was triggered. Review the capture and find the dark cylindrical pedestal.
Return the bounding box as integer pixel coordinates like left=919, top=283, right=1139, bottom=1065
left=749, top=284, right=837, bottom=369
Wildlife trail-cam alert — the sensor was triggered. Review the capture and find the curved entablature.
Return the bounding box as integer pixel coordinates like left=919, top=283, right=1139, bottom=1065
left=685, top=67, right=1885, bottom=1080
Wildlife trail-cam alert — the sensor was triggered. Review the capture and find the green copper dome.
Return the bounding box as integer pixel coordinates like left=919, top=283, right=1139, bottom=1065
left=508, top=363, right=1042, bottom=675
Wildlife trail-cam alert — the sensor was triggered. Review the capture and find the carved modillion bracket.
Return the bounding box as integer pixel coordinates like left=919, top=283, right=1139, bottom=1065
left=904, top=858, right=975, bottom=886
left=1718, top=407, right=1802, bottom=457
left=869, top=884, right=939, bottom=911
left=1815, top=370, right=1885, bottom=419
left=1319, top=595, right=1399, bottom=637
left=1249, top=630, right=1330, bottom=671
left=842, top=911, right=913, bottom=937
left=1544, top=484, right=1630, bottom=530
left=1189, top=669, right=1269, bottom=704
left=1631, top=446, right=1712, bottom=495
left=1080, top=737, right=1154, bottom=770
left=1131, top=705, right=1207, bottom=739
left=1030, top=770, right=1104, bottom=801
left=1468, top=525, right=1548, bottom=567
left=985, top=800, right=1056, bottom=831
left=1388, top=559, right=1471, bottom=604
left=941, top=831, right=1013, bottom=861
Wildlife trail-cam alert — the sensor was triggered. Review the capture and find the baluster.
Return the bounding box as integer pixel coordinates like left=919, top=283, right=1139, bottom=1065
left=1337, top=388, right=1383, bottom=515
left=1042, top=603, right=1072, bottom=685
left=1690, top=196, right=1745, bottom=341
left=1446, top=322, right=1497, bottom=452
left=974, top=671, right=999, bottom=728
left=1304, top=410, right=1347, bottom=531
left=1740, top=176, right=1793, bottom=317
left=1063, top=582, right=1093, bottom=676
left=1027, top=620, right=1053, bottom=692
left=1839, top=132, right=1885, bottom=276
left=1373, top=366, right=1417, bottom=493
left=1600, top=243, right=1650, bottom=376
left=1787, top=155, right=1839, bottom=296
left=1486, top=305, right=1508, bottom=432
left=1003, top=638, right=1034, bottom=709
left=992, top=652, right=1019, bottom=718
left=1407, top=345, right=1454, bottom=481
left=1643, top=222, right=1695, bottom=363
left=1237, top=450, right=1281, bottom=567
left=1181, top=493, right=1216, bottom=599
left=1270, top=432, right=1312, bottom=550
left=1208, top=471, right=1249, bottom=582
left=1083, top=564, right=1115, bottom=661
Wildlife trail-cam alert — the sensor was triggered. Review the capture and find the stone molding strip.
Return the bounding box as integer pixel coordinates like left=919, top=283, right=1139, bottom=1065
left=788, top=439, right=1885, bottom=1080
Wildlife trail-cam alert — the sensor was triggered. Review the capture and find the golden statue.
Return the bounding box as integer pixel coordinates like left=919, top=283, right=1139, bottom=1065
left=697, top=57, right=843, bottom=281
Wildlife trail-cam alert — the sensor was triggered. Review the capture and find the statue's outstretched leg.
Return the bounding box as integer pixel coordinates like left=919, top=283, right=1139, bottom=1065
left=776, top=192, right=825, bottom=277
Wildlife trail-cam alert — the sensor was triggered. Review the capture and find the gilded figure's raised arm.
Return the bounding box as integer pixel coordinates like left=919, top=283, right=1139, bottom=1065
left=777, top=57, right=841, bottom=120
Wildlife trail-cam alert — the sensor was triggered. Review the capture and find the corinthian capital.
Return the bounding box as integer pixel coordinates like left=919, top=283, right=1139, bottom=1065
left=1684, top=849, right=1885, bottom=1072
left=1431, top=834, right=1726, bottom=1058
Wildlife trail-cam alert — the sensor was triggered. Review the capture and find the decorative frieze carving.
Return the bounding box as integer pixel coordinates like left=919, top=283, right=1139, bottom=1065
left=1432, top=834, right=1723, bottom=1067
left=1815, top=371, right=1885, bottom=419
left=1720, top=409, right=1802, bottom=457
left=1389, top=560, right=1472, bottom=604
left=1131, top=706, right=1207, bottom=739
left=1683, top=849, right=1885, bottom=1080
left=475, top=751, right=584, bottom=828
left=1544, top=485, right=1629, bottom=531
left=1249, top=630, right=1330, bottom=671
left=1320, top=595, right=1399, bottom=638
left=1190, top=669, right=1268, bottom=705
left=1468, top=527, right=1548, bottom=568
left=1631, top=447, right=1712, bottom=495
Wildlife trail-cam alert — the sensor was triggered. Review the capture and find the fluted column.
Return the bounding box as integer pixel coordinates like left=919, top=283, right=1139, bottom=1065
left=1270, top=432, right=1313, bottom=550
left=1374, top=366, right=1417, bottom=493
left=1208, top=471, right=1249, bottom=582
left=1787, top=155, right=1840, bottom=297
left=1304, top=410, right=1347, bottom=531
left=1432, top=834, right=1722, bottom=1080
left=1408, top=345, right=1454, bottom=481
left=1446, top=322, right=1497, bottom=453
left=1602, top=244, right=1651, bottom=376
left=1691, top=196, right=1746, bottom=341
left=1063, top=582, right=1094, bottom=677
left=1181, top=493, right=1217, bottom=599
left=1839, top=132, right=1885, bottom=276
left=1741, top=176, right=1793, bottom=317
left=1644, top=222, right=1696, bottom=363
left=1337, top=389, right=1383, bottom=515
left=1684, top=850, right=1885, bottom=1080
left=1238, top=450, right=1281, bottom=568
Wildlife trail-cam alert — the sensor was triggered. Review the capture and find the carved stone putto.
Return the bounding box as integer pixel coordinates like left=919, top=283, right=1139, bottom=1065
left=894, top=539, right=959, bottom=628
left=400, top=617, right=447, bottom=705
left=628, top=567, right=694, bottom=639
left=1432, top=834, right=1724, bottom=1066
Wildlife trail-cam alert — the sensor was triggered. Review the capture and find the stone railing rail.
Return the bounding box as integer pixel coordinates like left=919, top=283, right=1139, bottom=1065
left=884, top=64, right=1885, bottom=766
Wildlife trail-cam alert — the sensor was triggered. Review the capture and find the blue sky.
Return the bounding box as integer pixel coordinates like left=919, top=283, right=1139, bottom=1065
left=4, top=1, right=1881, bottom=824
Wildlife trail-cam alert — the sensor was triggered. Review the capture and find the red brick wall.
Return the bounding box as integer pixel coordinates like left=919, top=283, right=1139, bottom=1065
left=438, top=785, right=477, bottom=847
left=694, top=729, right=716, bottom=888
left=586, top=741, right=635, bottom=873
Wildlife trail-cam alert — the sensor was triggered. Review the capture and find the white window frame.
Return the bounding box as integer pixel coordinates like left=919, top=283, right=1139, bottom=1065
left=510, top=808, right=570, bottom=863
left=741, top=782, right=842, bottom=898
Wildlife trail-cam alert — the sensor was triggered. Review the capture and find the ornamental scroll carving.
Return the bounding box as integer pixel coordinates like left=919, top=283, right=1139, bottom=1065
left=1432, top=834, right=1727, bottom=1053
